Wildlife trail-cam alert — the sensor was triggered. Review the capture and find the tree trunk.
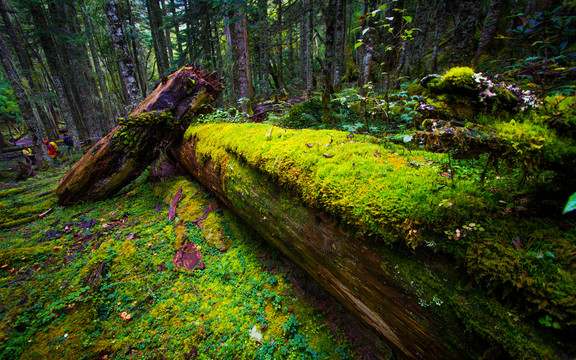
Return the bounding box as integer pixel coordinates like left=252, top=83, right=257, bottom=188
left=257, top=0, right=270, bottom=97
left=276, top=0, right=283, bottom=88
left=146, top=0, right=170, bottom=76
left=473, top=0, right=504, bottom=66
left=55, top=65, right=222, bottom=205
left=0, top=0, right=56, bottom=146
left=125, top=0, right=148, bottom=99
left=450, top=0, right=481, bottom=66
left=228, top=10, right=253, bottom=112
left=0, top=12, right=47, bottom=165
left=104, top=0, right=142, bottom=113
left=82, top=7, right=116, bottom=133
left=28, top=2, right=79, bottom=145
left=300, top=0, right=313, bottom=93
left=169, top=125, right=491, bottom=360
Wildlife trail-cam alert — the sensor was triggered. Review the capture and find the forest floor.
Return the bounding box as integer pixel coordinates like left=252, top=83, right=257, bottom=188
left=0, top=155, right=393, bottom=360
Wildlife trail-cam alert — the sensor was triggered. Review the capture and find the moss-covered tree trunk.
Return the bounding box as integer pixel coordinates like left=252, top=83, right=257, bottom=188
left=55, top=65, right=222, bottom=205
left=170, top=133, right=487, bottom=360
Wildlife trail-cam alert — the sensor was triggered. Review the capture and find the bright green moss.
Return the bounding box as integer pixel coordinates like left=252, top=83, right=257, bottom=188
left=441, top=66, right=477, bottom=93
left=185, top=122, right=575, bottom=357
left=1, top=174, right=357, bottom=359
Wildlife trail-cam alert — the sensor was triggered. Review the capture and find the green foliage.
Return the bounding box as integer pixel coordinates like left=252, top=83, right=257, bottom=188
left=280, top=99, right=323, bottom=129
left=0, top=82, right=21, bottom=127
left=0, top=173, right=356, bottom=359
left=197, top=108, right=249, bottom=124
left=504, top=7, right=576, bottom=94
left=564, top=193, right=576, bottom=214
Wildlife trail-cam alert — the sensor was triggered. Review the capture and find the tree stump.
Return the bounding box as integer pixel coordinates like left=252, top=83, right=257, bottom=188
left=55, top=65, right=222, bottom=205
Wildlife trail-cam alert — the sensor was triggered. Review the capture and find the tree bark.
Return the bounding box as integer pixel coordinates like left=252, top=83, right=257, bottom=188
left=228, top=10, right=253, bottom=112
left=0, top=11, right=47, bottom=165
left=146, top=0, right=170, bottom=75
left=300, top=0, right=313, bottom=93
left=473, top=0, right=504, bottom=66
left=104, top=0, right=142, bottom=113
left=55, top=65, right=222, bottom=205
left=257, top=0, right=270, bottom=97
left=450, top=0, right=481, bottom=66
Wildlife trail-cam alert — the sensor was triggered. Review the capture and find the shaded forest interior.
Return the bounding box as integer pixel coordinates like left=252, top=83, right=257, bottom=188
left=0, top=0, right=576, bottom=359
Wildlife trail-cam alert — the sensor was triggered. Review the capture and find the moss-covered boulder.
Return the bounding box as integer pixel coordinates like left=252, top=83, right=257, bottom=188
left=419, top=67, right=536, bottom=120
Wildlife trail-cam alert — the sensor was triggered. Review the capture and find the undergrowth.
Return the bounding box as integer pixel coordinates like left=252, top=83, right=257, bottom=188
left=0, top=173, right=359, bottom=359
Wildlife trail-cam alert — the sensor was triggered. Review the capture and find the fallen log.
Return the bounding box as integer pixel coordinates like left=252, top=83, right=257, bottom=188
left=171, top=127, right=473, bottom=359
left=170, top=123, right=573, bottom=360
left=55, top=65, right=222, bottom=205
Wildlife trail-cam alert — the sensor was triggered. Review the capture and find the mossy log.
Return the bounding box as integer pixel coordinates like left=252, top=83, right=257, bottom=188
left=171, top=136, right=481, bottom=359
left=170, top=123, right=574, bottom=359
left=55, top=65, right=222, bottom=205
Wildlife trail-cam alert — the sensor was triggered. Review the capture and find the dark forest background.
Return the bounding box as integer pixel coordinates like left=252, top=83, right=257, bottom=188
left=0, top=0, right=574, bottom=164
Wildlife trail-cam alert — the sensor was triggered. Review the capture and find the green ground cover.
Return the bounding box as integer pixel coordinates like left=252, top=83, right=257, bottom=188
left=0, top=171, right=363, bottom=359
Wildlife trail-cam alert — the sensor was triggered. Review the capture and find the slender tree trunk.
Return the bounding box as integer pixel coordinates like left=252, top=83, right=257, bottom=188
left=473, top=0, right=504, bottom=66
left=332, top=0, right=346, bottom=89
left=146, top=0, right=170, bottom=75
left=82, top=8, right=115, bottom=133
left=54, top=1, right=103, bottom=142
left=104, top=0, right=142, bottom=113
left=170, top=0, right=183, bottom=55
left=0, top=0, right=55, bottom=142
left=300, top=0, right=313, bottom=93
left=276, top=0, right=283, bottom=88
left=0, top=17, right=47, bottom=165
left=257, top=0, right=270, bottom=97
left=125, top=0, right=148, bottom=98
left=228, top=10, right=254, bottom=112
left=27, top=1, right=81, bottom=147
left=161, top=0, right=174, bottom=64
left=323, top=0, right=346, bottom=89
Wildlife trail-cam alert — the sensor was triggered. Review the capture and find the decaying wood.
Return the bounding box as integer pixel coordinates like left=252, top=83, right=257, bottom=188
left=170, top=136, right=487, bottom=360
left=172, top=242, right=205, bottom=272
left=55, top=65, right=222, bottom=205
left=168, top=186, right=182, bottom=221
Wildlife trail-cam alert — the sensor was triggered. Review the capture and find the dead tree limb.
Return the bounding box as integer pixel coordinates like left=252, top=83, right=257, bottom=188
left=55, top=65, right=222, bottom=205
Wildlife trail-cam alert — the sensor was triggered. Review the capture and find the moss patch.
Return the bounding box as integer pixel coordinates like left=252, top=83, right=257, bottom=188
left=0, top=173, right=361, bottom=359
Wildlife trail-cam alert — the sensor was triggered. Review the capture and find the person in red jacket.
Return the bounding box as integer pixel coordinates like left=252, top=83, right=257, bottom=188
left=44, top=140, right=58, bottom=162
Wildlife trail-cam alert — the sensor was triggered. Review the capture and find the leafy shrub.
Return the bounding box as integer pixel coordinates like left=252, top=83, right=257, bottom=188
left=280, top=99, right=323, bottom=129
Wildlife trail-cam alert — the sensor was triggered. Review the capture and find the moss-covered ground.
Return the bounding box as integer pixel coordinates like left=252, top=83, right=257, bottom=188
left=0, top=167, right=374, bottom=359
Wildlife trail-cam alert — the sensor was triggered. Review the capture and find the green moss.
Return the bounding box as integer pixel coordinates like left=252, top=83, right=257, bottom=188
left=2, top=174, right=357, bottom=359
left=117, top=110, right=174, bottom=128
left=185, top=122, right=575, bottom=358
left=441, top=66, right=477, bottom=93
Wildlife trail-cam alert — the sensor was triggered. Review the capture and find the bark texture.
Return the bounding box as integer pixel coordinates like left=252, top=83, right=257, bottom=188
left=104, top=0, right=142, bottom=112
left=55, top=65, right=222, bottom=205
